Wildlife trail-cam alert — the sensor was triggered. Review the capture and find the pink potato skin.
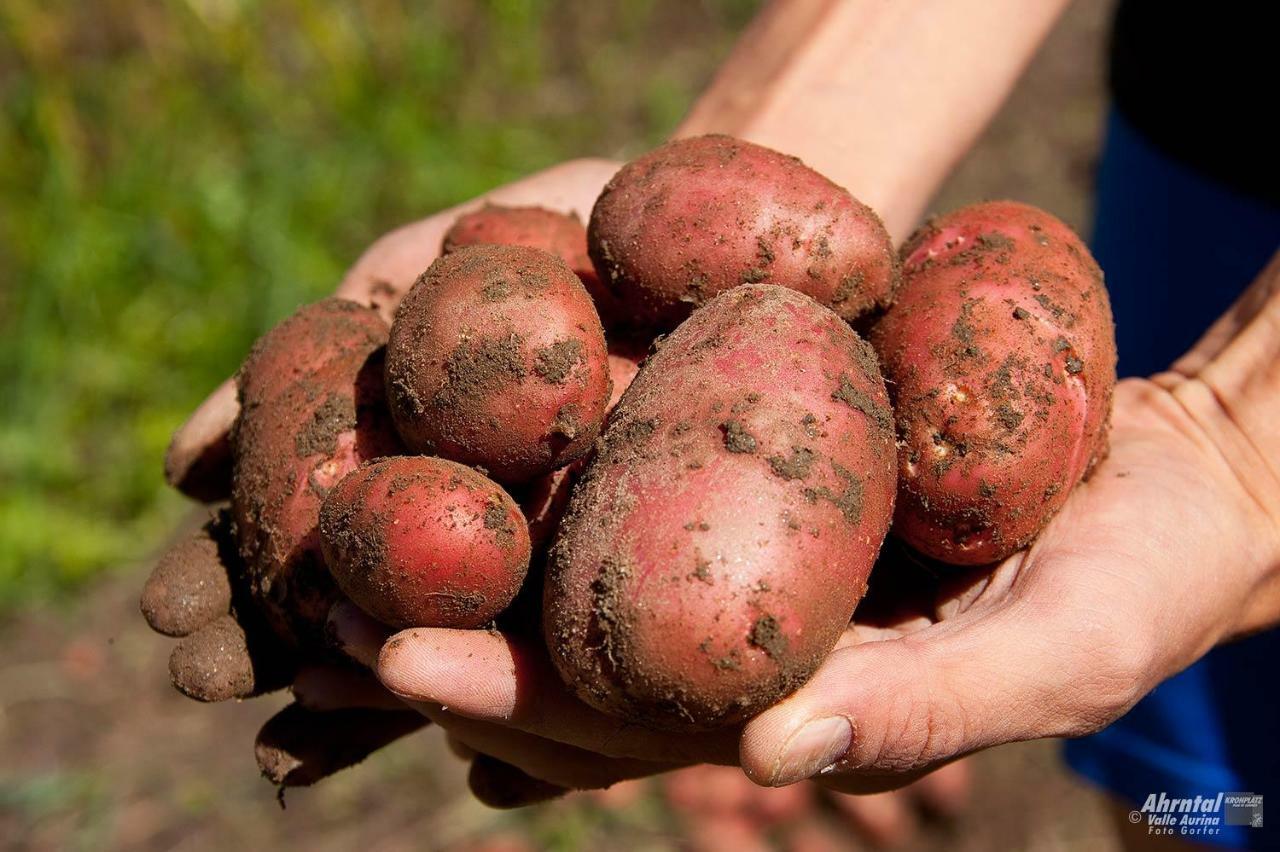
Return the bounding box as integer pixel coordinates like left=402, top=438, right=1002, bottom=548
left=544, top=284, right=897, bottom=731
left=588, top=134, right=898, bottom=331
left=319, top=457, right=531, bottom=630
left=870, top=201, right=1116, bottom=565
left=442, top=204, right=626, bottom=329
left=231, top=299, right=403, bottom=646
left=385, top=245, right=611, bottom=485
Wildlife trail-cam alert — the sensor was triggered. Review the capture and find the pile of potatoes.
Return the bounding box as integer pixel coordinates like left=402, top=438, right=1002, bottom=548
left=149, top=134, right=1115, bottom=738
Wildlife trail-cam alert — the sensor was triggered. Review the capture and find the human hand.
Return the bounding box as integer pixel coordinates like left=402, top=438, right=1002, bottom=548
left=142, top=158, right=620, bottom=785
left=316, top=251, right=1280, bottom=800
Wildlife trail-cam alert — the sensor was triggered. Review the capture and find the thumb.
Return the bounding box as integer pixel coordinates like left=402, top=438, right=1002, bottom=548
left=738, top=592, right=1141, bottom=788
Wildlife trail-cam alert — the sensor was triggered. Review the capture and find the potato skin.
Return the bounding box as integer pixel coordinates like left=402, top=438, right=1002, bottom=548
left=588, top=134, right=897, bottom=330
left=870, top=201, right=1116, bottom=565
left=231, top=299, right=402, bottom=646
left=319, top=456, right=530, bottom=630
left=385, top=245, right=611, bottom=484
left=544, top=284, right=897, bottom=731
left=442, top=204, right=625, bottom=328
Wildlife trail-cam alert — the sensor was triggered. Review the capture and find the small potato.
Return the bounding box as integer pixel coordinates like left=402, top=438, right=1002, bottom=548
left=870, top=201, right=1116, bottom=565
left=442, top=204, right=625, bottom=328
left=231, top=299, right=402, bottom=646
left=385, top=245, right=611, bottom=484
left=319, top=456, right=530, bottom=630
left=545, top=284, right=897, bottom=731
left=588, top=134, right=897, bottom=330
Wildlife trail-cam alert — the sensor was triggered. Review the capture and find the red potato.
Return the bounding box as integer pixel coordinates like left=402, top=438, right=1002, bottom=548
left=544, top=284, right=897, bottom=731
left=442, top=204, right=626, bottom=328
left=319, top=456, right=530, bottom=630
left=870, top=201, right=1116, bottom=565
left=385, top=245, right=611, bottom=484
left=588, top=134, right=898, bottom=330
left=231, top=299, right=402, bottom=646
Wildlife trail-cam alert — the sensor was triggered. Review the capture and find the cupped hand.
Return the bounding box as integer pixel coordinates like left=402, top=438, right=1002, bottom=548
left=312, top=253, right=1280, bottom=801
left=141, top=158, right=620, bottom=786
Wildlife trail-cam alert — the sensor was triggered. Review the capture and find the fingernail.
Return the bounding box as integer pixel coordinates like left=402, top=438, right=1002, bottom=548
left=770, top=717, right=852, bottom=786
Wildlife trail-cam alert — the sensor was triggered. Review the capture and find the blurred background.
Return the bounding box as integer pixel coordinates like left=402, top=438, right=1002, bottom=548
left=1, top=0, right=1116, bottom=848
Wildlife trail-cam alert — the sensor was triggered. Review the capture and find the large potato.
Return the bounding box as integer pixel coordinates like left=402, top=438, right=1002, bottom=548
left=870, top=201, right=1116, bottom=565
left=544, top=284, right=897, bottom=731
left=588, top=135, right=897, bottom=330
left=231, top=299, right=402, bottom=646
left=319, top=456, right=530, bottom=630
left=385, top=245, right=611, bottom=484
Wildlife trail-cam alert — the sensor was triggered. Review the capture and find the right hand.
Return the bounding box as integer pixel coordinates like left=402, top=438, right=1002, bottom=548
left=141, top=158, right=621, bottom=787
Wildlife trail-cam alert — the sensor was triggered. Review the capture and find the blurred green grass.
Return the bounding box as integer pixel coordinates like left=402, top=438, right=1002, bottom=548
left=0, top=0, right=756, bottom=607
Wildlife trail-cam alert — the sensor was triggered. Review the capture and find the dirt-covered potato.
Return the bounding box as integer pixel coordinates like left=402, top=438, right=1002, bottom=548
left=231, top=299, right=402, bottom=646
left=588, top=134, right=898, bottom=330
left=385, top=245, right=611, bottom=484
left=319, top=456, right=530, bottom=630
left=870, top=201, right=1116, bottom=565
left=442, top=204, right=625, bottom=328
left=544, top=284, right=897, bottom=731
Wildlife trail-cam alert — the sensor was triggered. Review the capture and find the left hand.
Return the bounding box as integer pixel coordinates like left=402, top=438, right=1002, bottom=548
left=306, top=252, right=1280, bottom=804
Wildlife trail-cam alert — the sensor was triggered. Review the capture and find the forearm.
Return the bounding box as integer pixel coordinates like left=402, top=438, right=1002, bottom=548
left=676, top=0, right=1072, bottom=242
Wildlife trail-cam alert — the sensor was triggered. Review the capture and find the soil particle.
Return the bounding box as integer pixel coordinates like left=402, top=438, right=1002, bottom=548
left=831, top=377, right=893, bottom=433
left=439, top=333, right=527, bottom=407
left=293, top=394, right=354, bottom=458
left=533, top=338, right=585, bottom=385
left=996, top=404, right=1025, bottom=431
left=768, top=446, right=816, bottom=481
left=748, top=615, right=787, bottom=659
left=721, top=419, right=758, bottom=454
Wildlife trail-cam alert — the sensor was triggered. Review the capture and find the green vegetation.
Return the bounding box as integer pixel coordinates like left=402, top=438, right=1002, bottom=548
left=0, top=0, right=755, bottom=606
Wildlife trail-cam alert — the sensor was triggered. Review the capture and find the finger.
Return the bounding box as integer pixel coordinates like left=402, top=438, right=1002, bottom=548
left=165, top=378, right=237, bottom=502
left=663, top=765, right=764, bottom=817
left=782, top=820, right=848, bottom=852
left=326, top=598, right=392, bottom=668
left=1171, top=248, right=1280, bottom=377
left=685, top=814, right=772, bottom=852
left=292, top=664, right=406, bottom=711
left=578, top=777, right=648, bottom=809
left=141, top=516, right=233, bottom=637
left=427, top=708, right=679, bottom=791
left=376, top=627, right=737, bottom=764
left=255, top=703, right=428, bottom=786
left=749, top=781, right=810, bottom=824
left=908, top=757, right=971, bottom=819
left=467, top=755, right=567, bottom=809
left=169, top=613, right=295, bottom=702
left=824, top=789, right=917, bottom=849
left=740, top=591, right=1102, bottom=787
